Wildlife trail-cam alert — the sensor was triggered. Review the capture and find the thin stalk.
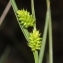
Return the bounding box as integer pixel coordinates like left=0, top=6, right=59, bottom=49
left=10, top=0, right=29, bottom=42
left=47, top=0, right=53, bottom=63
left=31, top=0, right=38, bottom=63
left=10, top=0, right=18, bottom=12
left=33, top=51, right=39, bottom=63
left=49, top=14, right=53, bottom=63
left=39, top=9, right=49, bottom=63
left=0, top=1, right=11, bottom=26
left=31, top=0, right=36, bottom=29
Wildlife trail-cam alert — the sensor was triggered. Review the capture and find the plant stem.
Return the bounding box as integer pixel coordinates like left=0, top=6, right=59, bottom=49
left=31, top=0, right=36, bottom=29
left=49, top=14, right=53, bottom=63
left=10, top=0, right=30, bottom=42
left=39, top=9, right=49, bottom=63
left=33, top=51, right=39, bottom=63
left=47, top=0, right=53, bottom=63
left=39, top=0, right=53, bottom=63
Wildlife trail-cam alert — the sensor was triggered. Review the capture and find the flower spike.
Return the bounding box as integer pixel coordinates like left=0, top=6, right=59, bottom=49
left=16, top=9, right=35, bottom=28
left=28, top=28, right=42, bottom=51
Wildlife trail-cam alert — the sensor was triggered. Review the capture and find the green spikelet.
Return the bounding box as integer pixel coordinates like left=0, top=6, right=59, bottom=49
left=16, top=9, right=35, bottom=28
left=28, top=28, right=42, bottom=51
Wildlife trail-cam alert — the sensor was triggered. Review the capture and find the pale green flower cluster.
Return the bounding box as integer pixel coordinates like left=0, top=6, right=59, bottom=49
left=17, top=9, right=42, bottom=51
left=28, top=29, right=42, bottom=51
left=16, top=9, right=35, bottom=28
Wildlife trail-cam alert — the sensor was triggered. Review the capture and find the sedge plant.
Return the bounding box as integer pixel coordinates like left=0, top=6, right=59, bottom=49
left=10, top=0, right=53, bottom=63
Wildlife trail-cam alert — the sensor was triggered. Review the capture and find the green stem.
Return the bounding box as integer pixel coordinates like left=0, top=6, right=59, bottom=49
left=39, top=0, right=53, bottom=63
left=33, top=51, right=39, bottom=63
left=47, top=0, right=53, bottom=63
left=49, top=15, right=53, bottom=63
left=31, top=0, right=36, bottom=29
left=10, top=0, right=18, bottom=11
left=10, top=0, right=29, bottom=42
left=39, top=9, right=49, bottom=63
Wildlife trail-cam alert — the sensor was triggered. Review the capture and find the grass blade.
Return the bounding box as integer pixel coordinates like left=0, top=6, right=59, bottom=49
left=39, top=9, right=49, bottom=63
left=31, top=0, right=36, bottom=29
left=10, top=0, right=29, bottom=42
left=47, top=0, right=53, bottom=63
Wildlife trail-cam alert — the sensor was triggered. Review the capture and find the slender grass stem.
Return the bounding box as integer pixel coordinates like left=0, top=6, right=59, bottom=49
left=10, top=0, right=18, bottom=11
left=33, top=51, right=39, bottom=63
left=39, top=1, right=50, bottom=63
left=39, top=0, right=53, bottom=63
left=10, top=0, right=29, bottom=42
left=31, top=0, right=35, bottom=19
left=49, top=15, right=53, bottom=63
left=39, top=10, right=49, bottom=63
left=31, top=0, right=36, bottom=29
left=47, top=0, right=53, bottom=63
